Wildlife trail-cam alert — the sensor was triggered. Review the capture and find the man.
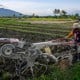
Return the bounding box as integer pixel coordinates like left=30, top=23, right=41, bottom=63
left=65, top=22, right=80, bottom=62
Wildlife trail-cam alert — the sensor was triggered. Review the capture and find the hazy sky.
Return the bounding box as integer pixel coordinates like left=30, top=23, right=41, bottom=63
left=0, top=0, right=80, bottom=15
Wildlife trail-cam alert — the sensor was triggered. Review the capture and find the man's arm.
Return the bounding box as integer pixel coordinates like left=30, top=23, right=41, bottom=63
left=65, top=31, right=73, bottom=38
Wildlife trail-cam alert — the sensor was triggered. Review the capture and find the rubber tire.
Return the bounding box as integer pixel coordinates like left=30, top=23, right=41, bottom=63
left=0, top=44, right=15, bottom=57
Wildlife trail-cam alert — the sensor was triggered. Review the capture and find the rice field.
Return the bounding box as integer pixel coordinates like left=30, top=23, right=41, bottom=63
left=0, top=18, right=73, bottom=42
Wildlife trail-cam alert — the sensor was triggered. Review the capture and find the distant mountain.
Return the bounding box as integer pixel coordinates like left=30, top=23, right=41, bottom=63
left=0, top=8, right=24, bottom=17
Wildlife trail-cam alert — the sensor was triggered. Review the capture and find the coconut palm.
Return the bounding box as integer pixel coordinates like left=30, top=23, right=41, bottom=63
left=53, top=9, right=60, bottom=16
left=61, top=10, right=67, bottom=16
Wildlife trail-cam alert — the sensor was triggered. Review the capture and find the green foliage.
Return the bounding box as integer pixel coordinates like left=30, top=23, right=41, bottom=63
left=2, top=63, right=80, bottom=80
left=1, top=63, right=80, bottom=80
left=2, top=72, right=11, bottom=80
left=28, top=62, right=80, bottom=80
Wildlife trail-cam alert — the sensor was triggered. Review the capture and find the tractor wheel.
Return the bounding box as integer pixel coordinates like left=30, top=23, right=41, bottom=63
left=0, top=44, right=15, bottom=57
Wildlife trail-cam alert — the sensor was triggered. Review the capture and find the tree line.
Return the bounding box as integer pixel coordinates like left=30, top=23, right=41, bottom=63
left=53, top=9, right=79, bottom=19
left=0, top=9, right=80, bottom=19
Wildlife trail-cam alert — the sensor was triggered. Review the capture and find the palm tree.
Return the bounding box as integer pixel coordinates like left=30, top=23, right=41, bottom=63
left=53, top=9, right=60, bottom=16
left=61, top=10, right=67, bottom=16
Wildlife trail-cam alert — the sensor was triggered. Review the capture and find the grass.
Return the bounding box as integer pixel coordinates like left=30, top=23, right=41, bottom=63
left=28, top=62, right=80, bottom=80
left=1, top=62, right=80, bottom=80
left=19, top=17, right=73, bottom=21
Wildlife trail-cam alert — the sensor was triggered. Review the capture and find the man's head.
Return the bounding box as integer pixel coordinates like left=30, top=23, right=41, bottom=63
left=72, top=23, right=80, bottom=29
